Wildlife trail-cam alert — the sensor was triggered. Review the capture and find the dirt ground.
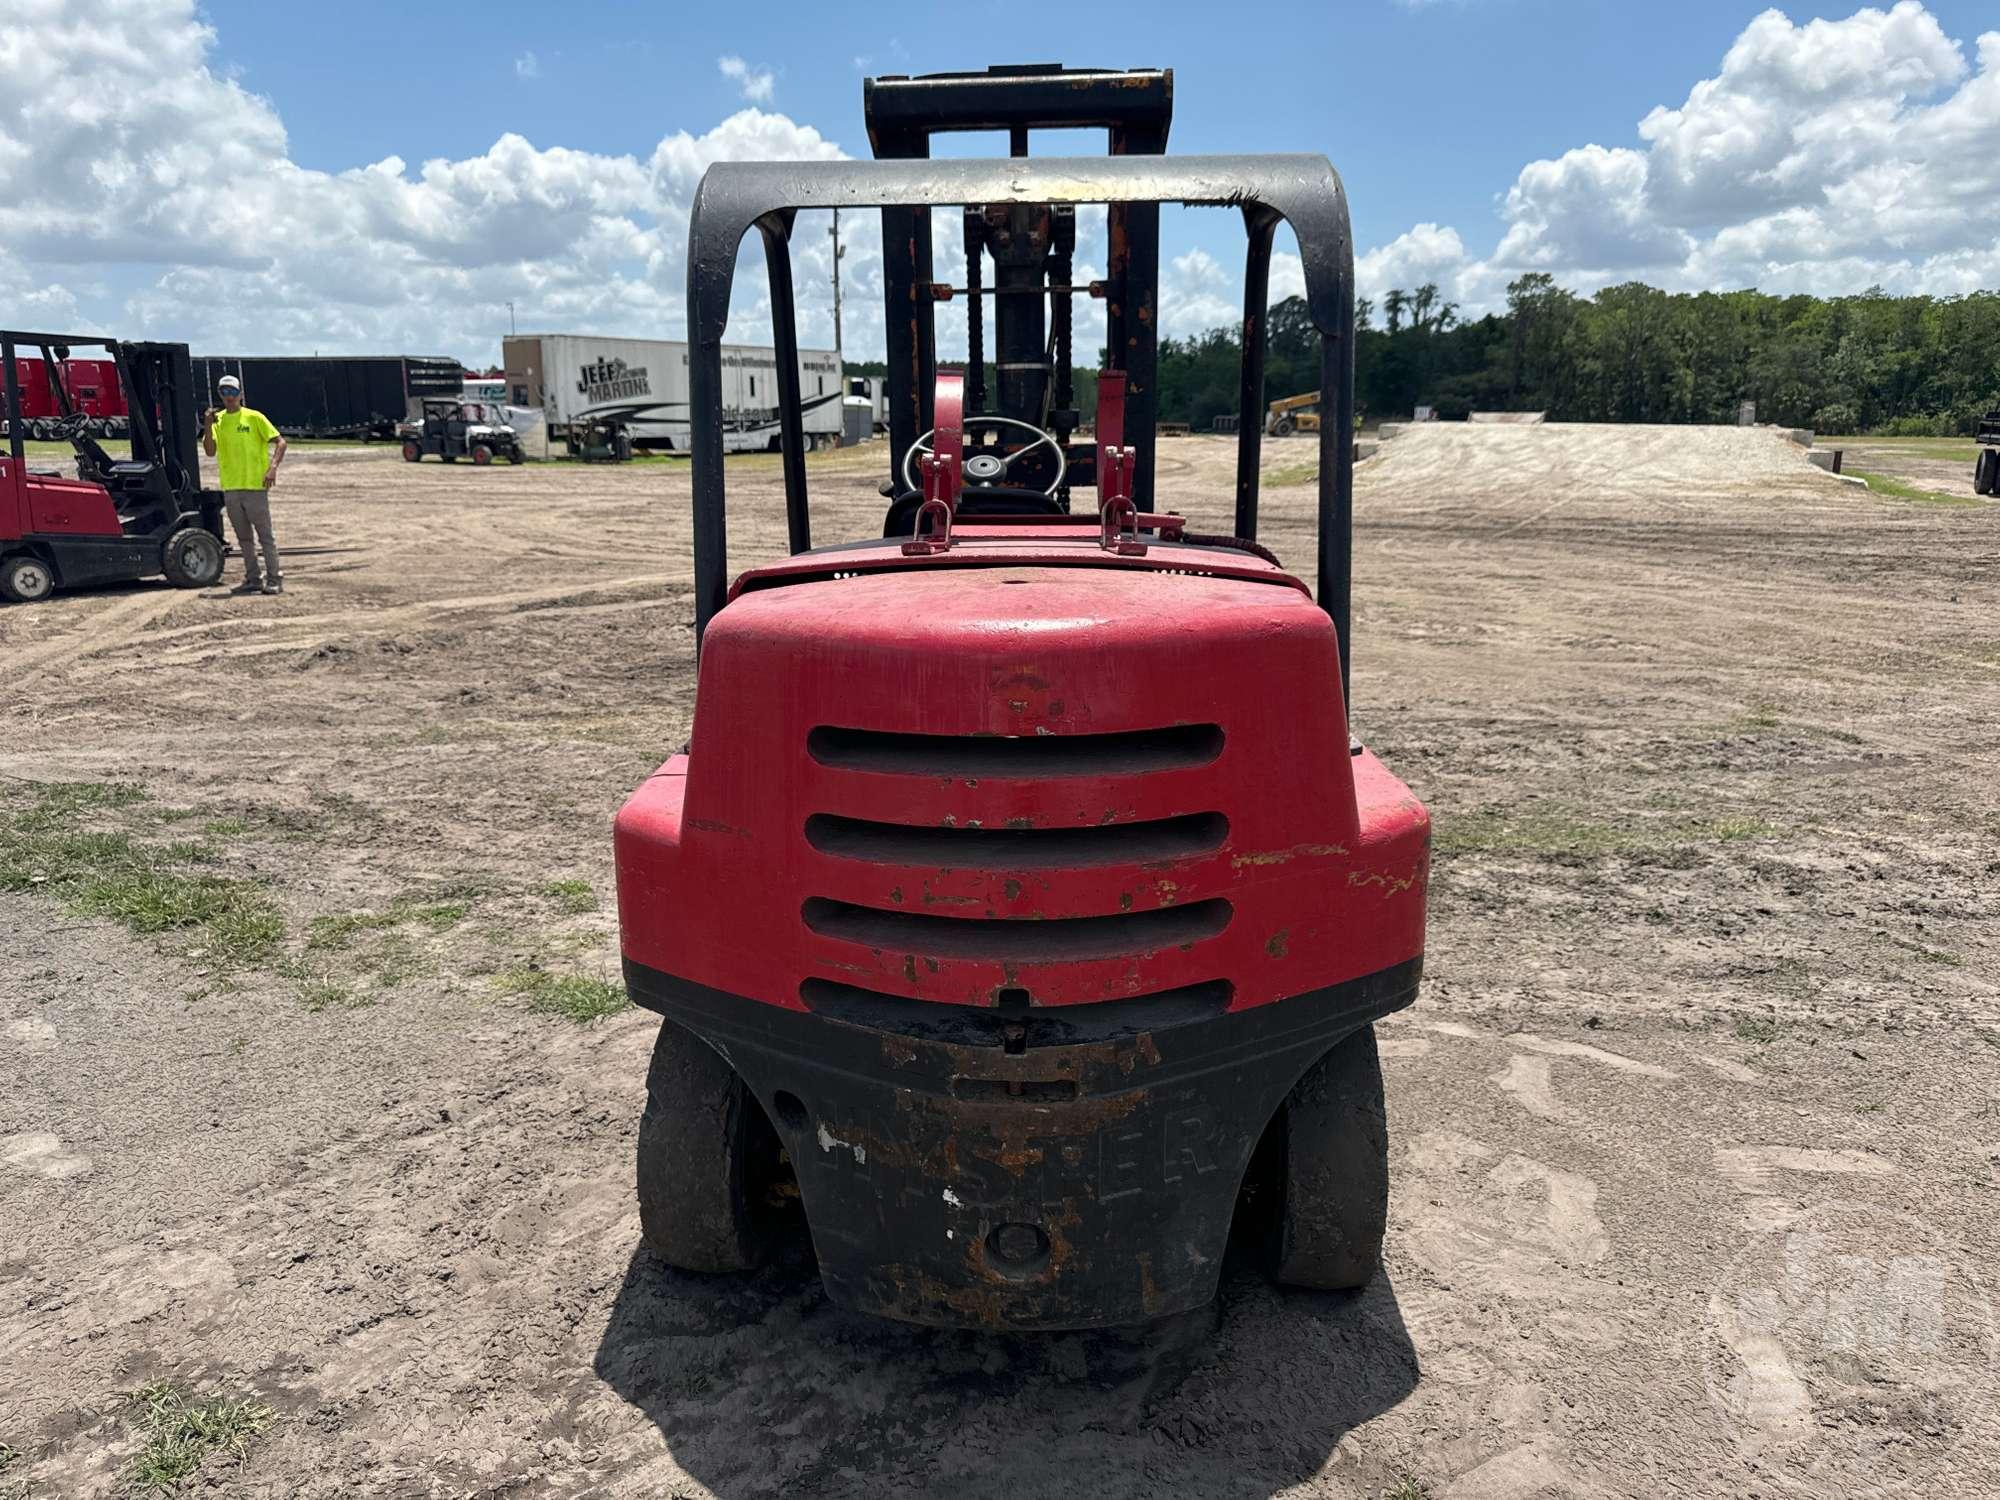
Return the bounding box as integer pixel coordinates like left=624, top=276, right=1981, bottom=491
left=2, top=425, right=1996, bottom=1499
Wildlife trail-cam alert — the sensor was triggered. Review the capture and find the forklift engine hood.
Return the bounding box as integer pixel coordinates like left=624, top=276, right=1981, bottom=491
left=616, top=539, right=1430, bottom=1327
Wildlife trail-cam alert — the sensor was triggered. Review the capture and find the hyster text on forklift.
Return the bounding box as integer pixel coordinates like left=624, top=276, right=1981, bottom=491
left=0, top=334, right=226, bottom=604
left=613, top=65, right=1431, bottom=1331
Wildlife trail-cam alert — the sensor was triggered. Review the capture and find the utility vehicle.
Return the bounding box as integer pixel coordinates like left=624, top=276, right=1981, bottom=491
left=401, top=397, right=525, bottom=465
left=613, top=65, right=1429, bottom=1330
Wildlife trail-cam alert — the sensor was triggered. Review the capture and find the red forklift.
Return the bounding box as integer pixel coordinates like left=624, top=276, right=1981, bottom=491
left=614, top=66, right=1430, bottom=1330
left=0, top=333, right=226, bottom=603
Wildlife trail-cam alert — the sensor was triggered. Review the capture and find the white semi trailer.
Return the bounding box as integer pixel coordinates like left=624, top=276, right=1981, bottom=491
left=501, top=334, right=843, bottom=454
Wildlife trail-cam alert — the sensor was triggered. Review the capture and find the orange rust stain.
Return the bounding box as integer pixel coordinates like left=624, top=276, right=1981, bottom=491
left=1231, top=841, right=1350, bottom=869
left=1347, top=868, right=1419, bottom=896
left=1137, top=1253, right=1161, bottom=1314
left=1154, top=878, right=1180, bottom=907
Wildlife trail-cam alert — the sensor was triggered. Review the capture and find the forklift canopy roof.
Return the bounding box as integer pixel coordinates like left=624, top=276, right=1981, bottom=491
left=684, top=154, right=1359, bottom=702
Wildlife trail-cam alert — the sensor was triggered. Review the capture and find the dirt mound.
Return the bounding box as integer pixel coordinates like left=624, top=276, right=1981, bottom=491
left=1367, top=421, right=1830, bottom=501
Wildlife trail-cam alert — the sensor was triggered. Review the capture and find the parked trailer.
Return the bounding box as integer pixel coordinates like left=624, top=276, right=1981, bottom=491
left=502, top=334, right=843, bottom=454
left=191, top=355, right=462, bottom=439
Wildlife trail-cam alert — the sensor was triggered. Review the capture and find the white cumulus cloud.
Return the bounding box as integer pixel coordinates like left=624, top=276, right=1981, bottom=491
left=718, top=54, right=777, bottom=104
left=1363, top=1, right=2000, bottom=311
left=0, top=0, right=852, bottom=360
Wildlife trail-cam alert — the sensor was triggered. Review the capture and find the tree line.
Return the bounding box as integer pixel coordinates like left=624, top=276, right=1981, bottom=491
left=1157, top=276, right=2000, bottom=435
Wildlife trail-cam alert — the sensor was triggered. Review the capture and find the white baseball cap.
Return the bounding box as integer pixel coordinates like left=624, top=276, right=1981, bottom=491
left=218, top=375, right=242, bottom=393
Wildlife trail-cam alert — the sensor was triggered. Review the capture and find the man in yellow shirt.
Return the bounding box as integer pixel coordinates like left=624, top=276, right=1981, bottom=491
left=201, top=374, right=288, bottom=595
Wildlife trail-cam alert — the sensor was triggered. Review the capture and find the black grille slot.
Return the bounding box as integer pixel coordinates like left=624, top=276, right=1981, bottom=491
left=804, top=811, right=1227, bottom=868
left=807, top=723, right=1223, bottom=777
left=799, top=978, right=1234, bottom=1045
left=951, top=1077, right=1079, bottom=1102
left=801, top=897, right=1231, bottom=961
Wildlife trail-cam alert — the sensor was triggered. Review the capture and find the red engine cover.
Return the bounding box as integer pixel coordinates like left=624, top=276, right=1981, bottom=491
left=617, top=540, right=1429, bottom=1015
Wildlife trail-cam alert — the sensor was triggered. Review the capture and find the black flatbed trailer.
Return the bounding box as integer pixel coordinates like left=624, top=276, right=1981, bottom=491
left=191, top=355, right=461, bottom=440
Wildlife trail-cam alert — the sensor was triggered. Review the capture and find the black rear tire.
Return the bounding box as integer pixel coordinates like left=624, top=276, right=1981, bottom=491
left=636, top=1018, right=771, bottom=1272
left=402, top=440, right=422, bottom=463
left=161, top=526, right=224, bottom=588
left=1273, top=1023, right=1389, bottom=1290
left=0, top=553, right=55, bottom=603
left=1976, top=448, right=1997, bottom=496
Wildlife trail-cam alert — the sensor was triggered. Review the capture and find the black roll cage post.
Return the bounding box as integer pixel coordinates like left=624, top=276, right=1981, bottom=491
left=684, top=154, right=1358, bottom=705
left=862, top=65, right=1173, bottom=506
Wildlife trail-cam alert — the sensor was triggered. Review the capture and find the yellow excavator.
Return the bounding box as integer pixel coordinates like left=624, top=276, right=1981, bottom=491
left=1266, top=389, right=1321, bottom=436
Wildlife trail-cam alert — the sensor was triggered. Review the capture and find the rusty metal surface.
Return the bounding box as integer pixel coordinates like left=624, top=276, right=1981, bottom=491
left=626, top=954, right=1419, bottom=1330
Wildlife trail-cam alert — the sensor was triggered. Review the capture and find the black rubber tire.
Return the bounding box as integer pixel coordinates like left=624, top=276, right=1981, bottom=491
left=507, top=446, right=525, bottom=465
left=1975, top=448, right=1997, bottom=496
left=0, top=553, right=55, bottom=604
left=636, top=1018, right=768, bottom=1272
left=1272, top=415, right=1296, bottom=437
left=160, top=526, right=225, bottom=588
left=1273, top=1023, right=1389, bottom=1290
left=401, top=440, right=422, bottom=463
left=471, top=443, right=493, bottom=466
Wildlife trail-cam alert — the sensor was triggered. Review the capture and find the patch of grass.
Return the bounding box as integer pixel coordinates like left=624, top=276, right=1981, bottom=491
left=200, top=818, right=249, bottom=837
left=1384, top=1478, right=1433, bottom=1500
left=1731, top=704, right=1782, bottom=731
left=1438, top=805, right=1778, bottom=860
left=1265, top=461, right=1319, bottom=487
left=1892, top=938, right=1963, bottom=967
left=543, top=878, right=597, bottom=915
left=307, top=898, right=470, bottom=952
left=1847, top=468, right=1982, bottom=506
left=0, top=784, right=284, bottom=968
left=495, top=964, right=628, bottom=1024
left=274, top=957, right=360, bottom=1012
left=124, top=1381, right=274, bottom=1495
left=1735, top=1017, right=1783, bottom=1044
left=1825, top=435, right=1979, bottom=461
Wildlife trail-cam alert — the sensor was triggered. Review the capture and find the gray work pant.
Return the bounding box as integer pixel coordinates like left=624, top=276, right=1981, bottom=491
left=223, top=489, right=281, bottom=586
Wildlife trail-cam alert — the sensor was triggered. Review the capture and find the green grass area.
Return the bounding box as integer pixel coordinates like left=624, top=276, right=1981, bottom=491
left=124, top=1381, right=274, bottom=1495
left=1823, top=435, right=1981, bottom=462
left=495, top=964, right=628, bottom=1024
left=1734, top=1017, right=1782, bottom=1044
left=0, top=782, right=282, bottom=967
left=542, top=878, right=598, bottom=915
left=306, top=899, right=469, bottom=951
left=1846, top=468, right=1983, bottom=506
left=1437, top=805, right=1777, bottom=860
left=1264, top=461, right=1319, bottom=487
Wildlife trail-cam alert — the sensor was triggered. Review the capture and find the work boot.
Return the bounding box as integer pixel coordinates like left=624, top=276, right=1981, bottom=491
left=262, top=581, right=284, bottom=595
left=231, top=581, right=263, bottom=596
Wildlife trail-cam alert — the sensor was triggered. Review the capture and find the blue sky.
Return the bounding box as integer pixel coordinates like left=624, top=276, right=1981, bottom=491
left=6, top=1, right=1998, bottom=363
left=213, top=0, right=1999, bottom=273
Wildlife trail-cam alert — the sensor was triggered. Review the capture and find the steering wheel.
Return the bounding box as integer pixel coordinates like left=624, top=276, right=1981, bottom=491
left=902, top=414, right=1066, bottom=497
left=50, top=412, right=92, bottom=440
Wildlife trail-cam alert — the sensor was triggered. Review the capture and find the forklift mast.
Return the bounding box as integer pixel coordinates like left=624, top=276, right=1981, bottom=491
left=863, top=64, right=1172, bottom=508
